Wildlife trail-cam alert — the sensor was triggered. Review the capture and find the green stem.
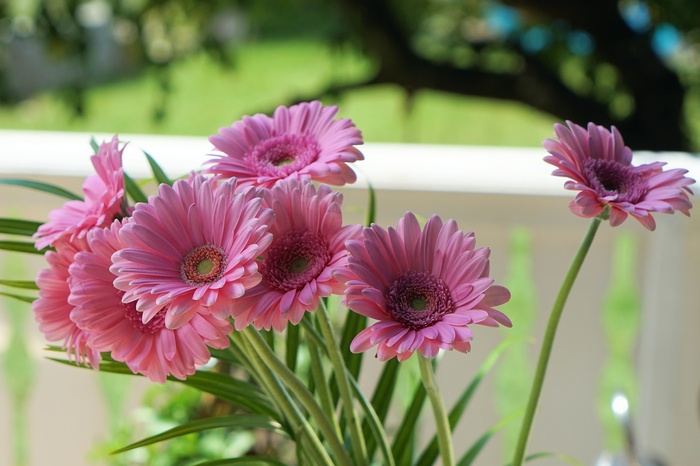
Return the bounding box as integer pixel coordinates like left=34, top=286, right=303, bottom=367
left=242, top=326, right=354, bottom=466
left=317, top=300, right=368, bottom=466
left=306, top=326, right=343, bottom=439
left=418, top=354, right=454, bottom=466
left=512, top=217, right=602, bottom=466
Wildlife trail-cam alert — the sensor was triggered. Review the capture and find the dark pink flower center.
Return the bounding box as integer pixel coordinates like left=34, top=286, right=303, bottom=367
left=584, top=158, right=646, bottom=203
left=261, top=229, right=330, bottom=291
left=386, top=271, right=454, bottom=330
left=248, top=134, right=320, bottom=177
left=180, top=244, right=228, bottom=286
left=124, top=301, right=166, bottom=334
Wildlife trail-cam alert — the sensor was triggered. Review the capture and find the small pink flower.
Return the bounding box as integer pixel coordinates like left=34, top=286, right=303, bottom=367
left=69, top=220, right=231, bottom=383
left=110, top=175, right=274, bottom=329
left=33, top=238, right=100, bottom=367
left=231, top=177, right=361, bottom=332
left=343, top=212, right=511, bottom=362
left=544, top=121, right=695, bottom=230
left=204, top=101, right=364, bottom=189
left=34, top=136, right=127, bottom=249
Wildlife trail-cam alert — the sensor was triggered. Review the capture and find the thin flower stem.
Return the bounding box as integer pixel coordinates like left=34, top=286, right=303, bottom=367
left=317, top=299, right=368, bottom=466
left=230, top=332, right=334, bottom=466
left=306, top=326, right=343, bottom=439
left=512, top=217, right=602, bottom=466
left=242, top=326, right=354, bottom=466
left=418, top=353, right=455, bottom=466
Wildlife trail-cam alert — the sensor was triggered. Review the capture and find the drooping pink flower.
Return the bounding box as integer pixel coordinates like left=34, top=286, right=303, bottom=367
left=69, top=220, right=232, bottom=383
left=231, top=177, right=362, bottom=332
left=544, top=121, right=695, bottom=230
left=343, top=212, right=511, bottom=362
left=110, top=175, right=274, bottom=329
left=33, top=238, right=100, bottom=367
left=34, top=136, right=127, bottom=249
left=204, top=101, right=364, bottom=189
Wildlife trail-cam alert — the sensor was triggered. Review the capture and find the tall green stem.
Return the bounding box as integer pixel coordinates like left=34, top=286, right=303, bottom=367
left=242, top=326, right=354, bottom=466
left=512, top=217, right=602, bottom=465
left=418, top=354, right=454, bottom=466
left=317, top=300, right=368, bottom=466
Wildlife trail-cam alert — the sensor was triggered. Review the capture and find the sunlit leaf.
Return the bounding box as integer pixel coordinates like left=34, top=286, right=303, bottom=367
left=0, top=291, right=35, bottom=304
left=124, top=173, right=148, bottom=204
left=192, top=457, right=289, bottom=466
left=144, top=151, right=173, bottom=186
left=0, top=178, right=81, bottom=200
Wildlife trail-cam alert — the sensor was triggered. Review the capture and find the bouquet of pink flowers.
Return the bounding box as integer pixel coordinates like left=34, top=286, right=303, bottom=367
left=0, top=101, right=694, bottom=466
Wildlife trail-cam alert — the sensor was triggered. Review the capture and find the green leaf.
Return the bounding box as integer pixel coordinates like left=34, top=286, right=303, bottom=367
left=348, top=376, right=396, bottom=466
left=112, top=414, right=285, bottom=454
left=365, top=180, right=376, bottom=227
left=0, top=291, right=35, bottom=304
left=193, top=458, right=289, bottom=466
left=391, top=374, right=428, bottom=463
left=416, top=337, right=527, bottom=466
left=89, top=137, right=100, bottom=153
left=0, top=178, right=81, bottom=200
left=0, top=279, right=38, bottom=290
left=124, top=173, right=148, bottom=204
left=457, top=408, right=524, bottom=466
left=0, top=240, right=47, bottom=255
left=144, top=151, right=173, bottom=186
left=285, top=322, right=300, bottom=372
left=364, top=358, right=399, bottom=459
left=0, top=218, right=42, bottom=237
left=520, top=451, right=585, bottom=466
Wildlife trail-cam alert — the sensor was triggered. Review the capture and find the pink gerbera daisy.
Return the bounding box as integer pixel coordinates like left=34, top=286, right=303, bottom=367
left=33, top=238, right=100, bottom=367
left=231, top=177, right=362, bottom=332
left=544, top=121, right=695, bottom=230
left=69, top=220, right=232, bottom=383
left=343, top=212, right=511, bottom=362
left=204, top=101, right=364, bottom=189
left=34, top=136, right=127, bottom=249
left=110, top=175, right=274, bottom=329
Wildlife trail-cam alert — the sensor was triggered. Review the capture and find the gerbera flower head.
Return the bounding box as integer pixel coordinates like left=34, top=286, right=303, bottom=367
left=33, top=238, right=100, bottom=367
left=69, top=220, right=232, bottom=383
left=544, top=121, right=695, bottom=230
left=343, top=212, right=511, bottom=362
left=231, top=176, right=362, bottom=331
left=204, top=101, right=364, bottom=189
left=110, top=175, right=274, bottom=329
left=34, top=135, right=127, bottom=249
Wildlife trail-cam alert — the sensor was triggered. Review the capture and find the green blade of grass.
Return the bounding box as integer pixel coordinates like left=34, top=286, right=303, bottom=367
left=0, top=241, right=47, bottom=255
left=0, top=178, right=81, bottom=200
left=0, top=218, right=43, bottom=237
left=144, top=151, right=173, bottom=186
left=124, top=173, right=148, bottom=204
left=0, top=279, right=38, bottom=290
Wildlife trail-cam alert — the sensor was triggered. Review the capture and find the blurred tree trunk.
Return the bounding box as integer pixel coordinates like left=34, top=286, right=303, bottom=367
left=332, top=0, right=690, bottom=151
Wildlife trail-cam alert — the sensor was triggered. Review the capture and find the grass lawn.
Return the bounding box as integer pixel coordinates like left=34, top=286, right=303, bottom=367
left=0, top=40, right=557, bottom=146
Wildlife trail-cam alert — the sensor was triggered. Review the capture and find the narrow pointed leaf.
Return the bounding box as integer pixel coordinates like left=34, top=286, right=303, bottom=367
left=193, top=458, right=288, bottom=466
left=519, top=451, right=585, bottom=466
left=364, top=358, right=399, bottom=459
left=89, top=137, right=100, bottom=153
left=349, top=376, right=396, bottom=466
left=0, top=240, right=47, bottom=255
left=457, top=408, right=524, bottom=466
left=124, top=173, right=148, bottom=204
left=0, top=218, right=42, bottom=236
left=0, top=279, right=38, bottom=290
left=416, top=337, right=527, bottom=466
left=111, top=414, right=285, bottom=453
left=391, top=378, right=427, bottom=463
left=365, top=181, right=376, bottom=227
left=144, top=151, right=173, bottom=186
left=0, top=291, right=35, bottom=303
left=0, top=178, right=81, bottom=200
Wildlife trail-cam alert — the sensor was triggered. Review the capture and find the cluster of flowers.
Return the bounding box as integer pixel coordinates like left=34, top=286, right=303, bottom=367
left=32, top=101, right=694, bottom=385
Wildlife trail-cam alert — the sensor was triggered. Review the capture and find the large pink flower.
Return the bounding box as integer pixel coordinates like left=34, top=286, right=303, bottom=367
left=110, top=175, right=274, bottom=329
left=34, top=136, right=127, bottom=249
left=204, top=101, right=364, bottom=189
left=69, top=220, right=232, bottom=383
left=343, top=212, right=511, bottom=362
left=33, top=238, right=100, bottom=367
left=231, top=177, right=362, bottom=332
left=544, top=121, right=694, bottom=230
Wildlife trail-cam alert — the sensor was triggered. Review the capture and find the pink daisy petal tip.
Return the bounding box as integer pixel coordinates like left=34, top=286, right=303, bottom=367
left=343, top=212, right=511, bottom=362
left=544, top=121, right=695, bottom=230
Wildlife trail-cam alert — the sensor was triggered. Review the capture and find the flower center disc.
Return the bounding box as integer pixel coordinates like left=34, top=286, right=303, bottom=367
left=124, top=300, right=166, bottom=334
left=583, top=158, right=646, bottom=203
left=261, top=229, right=330, bottom=291
left=386, top=271, right=454, bottom=330
left=248, top=134, right=321, bottom=177
left=180, top=244, right=228, bottom=286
